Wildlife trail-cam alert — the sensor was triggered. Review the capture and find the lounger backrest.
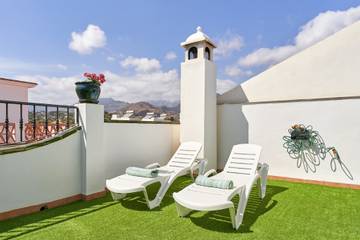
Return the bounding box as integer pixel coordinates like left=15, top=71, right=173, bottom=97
left=224, top=144, right=262, bottom=177
left=166, top=141, right=202, bottom=169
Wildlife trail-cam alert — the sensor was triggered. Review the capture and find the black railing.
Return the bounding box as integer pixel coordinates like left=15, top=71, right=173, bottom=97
left=0, top=100, right=79, bottom=145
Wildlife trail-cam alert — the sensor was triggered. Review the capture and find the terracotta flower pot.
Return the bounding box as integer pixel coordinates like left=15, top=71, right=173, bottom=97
left=75, top=81, right=101, bottom=104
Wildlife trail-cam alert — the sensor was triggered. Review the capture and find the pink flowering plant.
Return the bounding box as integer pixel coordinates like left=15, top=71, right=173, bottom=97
left=83, top=73, right=106, bottom=85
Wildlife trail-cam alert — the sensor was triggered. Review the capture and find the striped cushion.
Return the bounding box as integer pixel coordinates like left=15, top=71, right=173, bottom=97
left=126, top=167, right=159, bottom=178
left=195, top=175, right=234, bottom=189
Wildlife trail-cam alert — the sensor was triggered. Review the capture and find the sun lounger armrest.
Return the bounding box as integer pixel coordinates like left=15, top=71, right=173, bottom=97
left=145, top=163, right=161, bottom=169
left=204, top=169, right=217, bottom=177
left=257, top=163, right=269, bottom=178
left=190, top=159, right=208, bottom=181
left=191, top=159, right=208, bottom=175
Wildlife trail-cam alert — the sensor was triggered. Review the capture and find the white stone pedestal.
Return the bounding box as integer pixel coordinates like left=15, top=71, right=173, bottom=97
left=76, top=103, right=105, bottom=198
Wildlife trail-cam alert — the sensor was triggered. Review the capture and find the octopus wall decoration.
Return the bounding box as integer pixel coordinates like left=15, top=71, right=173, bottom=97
left=282, top=124, right=353, bottom=180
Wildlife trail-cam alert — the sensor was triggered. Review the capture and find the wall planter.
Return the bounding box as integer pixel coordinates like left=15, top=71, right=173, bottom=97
left=75, top=73, right=106, bottom=104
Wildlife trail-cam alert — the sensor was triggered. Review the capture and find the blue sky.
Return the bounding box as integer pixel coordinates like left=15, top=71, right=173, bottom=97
left=1, top=0, right=360, bottom=104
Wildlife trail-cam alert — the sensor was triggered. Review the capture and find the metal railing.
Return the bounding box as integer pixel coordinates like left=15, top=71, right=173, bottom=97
left=0, top=100, right=79, bottom=145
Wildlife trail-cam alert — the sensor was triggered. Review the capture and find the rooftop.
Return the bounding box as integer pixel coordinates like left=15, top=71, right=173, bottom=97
left=0, top=5, right=359, bottom=240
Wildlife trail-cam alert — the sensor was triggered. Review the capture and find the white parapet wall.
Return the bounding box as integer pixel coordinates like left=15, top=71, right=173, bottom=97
left=218, top=98, right=360, bottom=186
left=104, top=122, right=180, bottom=179
left=0, top=104, right=180, bottom=218
left=0, top=130, right=82, bottom=213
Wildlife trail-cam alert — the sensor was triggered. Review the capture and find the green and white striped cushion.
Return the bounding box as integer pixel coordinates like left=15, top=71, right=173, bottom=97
left=195, top=175, right=234, bottom=189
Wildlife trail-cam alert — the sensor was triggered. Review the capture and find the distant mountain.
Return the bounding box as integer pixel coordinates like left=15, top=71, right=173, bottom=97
left=100, top=98, right=180, bottom=121
left=160, top=104, right=180, bottom=113
left=149, top=100, right=180, bottom=108
left=98, top=98, right=129, bottom=112
left=121, top=102, right=162, bottom=117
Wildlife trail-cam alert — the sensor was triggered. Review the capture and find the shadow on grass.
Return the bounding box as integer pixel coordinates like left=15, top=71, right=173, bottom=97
left=0, top=177, right=284, bottom=238
left=0, top=195, right=117, bottom=240
left=119, top=176, right=194, bottom=211
left=118, top=177, right=287, bottom=233
left=0, top=177, right=194, bottom=239
left=189, top=184, right=288, bottom=233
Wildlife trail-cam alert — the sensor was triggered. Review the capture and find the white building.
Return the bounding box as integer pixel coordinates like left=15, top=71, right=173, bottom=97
left=142, top=112, right=155, bottom=121
left=0, top=77, right=37, bottom=143
left=0, top=77, right=37, bottom=102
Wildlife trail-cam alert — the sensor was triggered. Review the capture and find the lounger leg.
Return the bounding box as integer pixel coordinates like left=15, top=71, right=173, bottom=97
left=232, top=186, right=247, bottom=230
left=143, top=189, right=160, bottom=209
left=111, top=192, right=127, bottom=201
left=229, top=207, right=236, bottom=229
left=175, top=202, right=192, bottom=217
left=143, top=177, right=170, bottom=209
left=259, top=164, right=269, bottom=199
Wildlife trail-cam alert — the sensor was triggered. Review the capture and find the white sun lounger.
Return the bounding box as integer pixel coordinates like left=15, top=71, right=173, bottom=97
left=106, top=142, right=203, bottom=209
left=173, top=144, right=269, bottom=230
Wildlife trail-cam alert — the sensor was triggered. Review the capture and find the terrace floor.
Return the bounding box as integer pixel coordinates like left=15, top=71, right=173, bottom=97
left=0, top=177, right=359, bottom=240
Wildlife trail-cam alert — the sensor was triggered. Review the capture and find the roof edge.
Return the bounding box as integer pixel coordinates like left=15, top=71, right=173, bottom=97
left=0, top=77, right=37, bottom=88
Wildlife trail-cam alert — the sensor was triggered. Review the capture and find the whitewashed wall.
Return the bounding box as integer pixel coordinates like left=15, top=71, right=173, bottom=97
left=104, top=123, right=180, bottom=179
left=218, top=98, right=360, bottom=185
left=0, top=122, right=180, bottom=214
left=0, top=131, right=82, bottom=213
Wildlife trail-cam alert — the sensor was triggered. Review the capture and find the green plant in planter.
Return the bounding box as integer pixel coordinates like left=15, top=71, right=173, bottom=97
left=75, top=73, right=106, bottom=104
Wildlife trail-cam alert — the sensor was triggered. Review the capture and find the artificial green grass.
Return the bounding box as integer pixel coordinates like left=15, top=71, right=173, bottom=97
left=0, top=177, right=359, bottom=240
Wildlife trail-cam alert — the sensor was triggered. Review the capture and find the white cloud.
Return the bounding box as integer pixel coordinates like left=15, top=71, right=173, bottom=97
left=239, top=6, right=360, bottom=67
left=120, top=56, right=161, bottom=72
left=165, top=51, right=177, bottom=60
left=19, top=75, right=81, bottom=104
left=295, top=7, right=360, bottom=48
left=215, top=33, right=244, bottom=58
left=107, top=56, right=116, bottom=62
left=239, top=45, right=298, bottom=67
left=56, top=64, right=68, bottom=70
left=225, top=65, right=253, bottom=78
left=217, top=79, right=237, bottom=94
left=23, top=69, right=179, bottom=105
left=69, top=24, right=107, bottom=55
left=102, top=70, right=179, bottom=102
